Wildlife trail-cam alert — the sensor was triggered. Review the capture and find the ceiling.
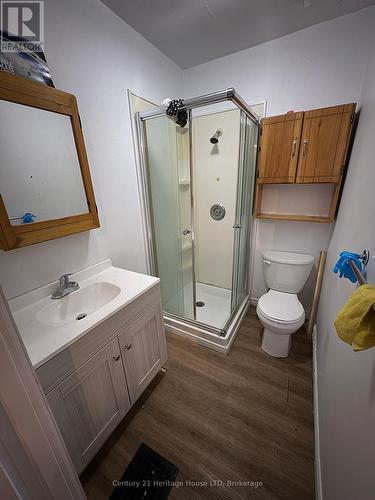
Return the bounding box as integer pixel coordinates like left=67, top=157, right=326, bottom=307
left=101, top=0, right=375, bottom=69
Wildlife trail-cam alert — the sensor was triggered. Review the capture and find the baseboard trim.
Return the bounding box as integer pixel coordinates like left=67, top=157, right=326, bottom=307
left=313, top=325, right=323, bottom=500
left=249, top=297, right=258, bottom=306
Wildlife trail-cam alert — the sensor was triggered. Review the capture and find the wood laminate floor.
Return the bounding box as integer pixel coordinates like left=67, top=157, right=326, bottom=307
left=81, top=307, right=314, bottom=500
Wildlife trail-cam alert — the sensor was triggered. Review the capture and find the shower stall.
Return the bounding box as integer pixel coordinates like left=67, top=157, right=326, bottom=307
left=135, top=89, right=259, bottom=352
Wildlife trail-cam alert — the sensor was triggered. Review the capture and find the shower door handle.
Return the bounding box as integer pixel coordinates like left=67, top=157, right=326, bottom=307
left=233, top=224, right=242, bottom=229
left=182, top=229, right=191, bottom=235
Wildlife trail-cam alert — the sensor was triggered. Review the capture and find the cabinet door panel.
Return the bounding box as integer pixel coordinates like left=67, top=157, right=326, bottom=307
left=296, top=104, right=355, bottom=183
left=119, top=302, right=165, bottom=404
left=47, top=337, right=130, bottom=473
left=258, top=112, right=303, bottom=183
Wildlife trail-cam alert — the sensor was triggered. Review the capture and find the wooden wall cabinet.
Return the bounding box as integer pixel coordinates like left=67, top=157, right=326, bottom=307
left=40, top=288, right=167, bottom=474
left=255, top=103, right=356, bottom=222
left=257, top=112, right=304, bottom=184
left=296, top=104, right=355, bottom=183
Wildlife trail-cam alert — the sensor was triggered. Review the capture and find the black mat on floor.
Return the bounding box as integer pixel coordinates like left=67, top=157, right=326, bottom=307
left=109, top=443, right=179, bottom=500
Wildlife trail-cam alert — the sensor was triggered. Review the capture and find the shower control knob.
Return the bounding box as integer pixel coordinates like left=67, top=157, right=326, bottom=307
left=182, top=229, right=191, bottom=235
left=210, top=203, right=226, bottom=221
left=113, top=354, right=120, bottom=361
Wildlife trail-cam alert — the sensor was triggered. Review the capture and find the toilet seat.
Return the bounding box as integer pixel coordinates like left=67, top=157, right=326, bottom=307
left=257, top=290, right=304, bottom=325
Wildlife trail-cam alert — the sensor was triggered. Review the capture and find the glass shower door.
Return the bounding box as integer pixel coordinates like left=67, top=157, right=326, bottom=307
left=144, top=114, right=195, bottom=320
left=141, top=97, right=258, bottom=333
left=232, top=112, right=259, bottom=310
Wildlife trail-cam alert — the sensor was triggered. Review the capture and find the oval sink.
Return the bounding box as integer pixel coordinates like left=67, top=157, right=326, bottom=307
left=36, top=282, right=121, bottom=326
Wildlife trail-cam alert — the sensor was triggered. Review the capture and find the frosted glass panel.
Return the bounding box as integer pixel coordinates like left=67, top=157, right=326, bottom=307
left=232, top=113, right=258, bottom=309
left=145, top=116, right=194, bottom=320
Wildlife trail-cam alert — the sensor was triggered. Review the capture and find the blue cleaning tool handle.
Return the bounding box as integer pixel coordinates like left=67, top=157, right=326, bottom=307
left=22, top=213, right=36, bottom=224
left=333, top=251, right=363, bottom=284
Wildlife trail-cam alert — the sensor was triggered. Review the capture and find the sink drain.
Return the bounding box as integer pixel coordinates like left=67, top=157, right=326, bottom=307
left=196, top=301, right=205, bottom=307
left=76, top=312, right=87, bottom=321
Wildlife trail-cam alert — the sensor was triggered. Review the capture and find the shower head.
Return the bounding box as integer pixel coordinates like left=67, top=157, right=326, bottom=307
left=210, top=128, right=223, bottom=144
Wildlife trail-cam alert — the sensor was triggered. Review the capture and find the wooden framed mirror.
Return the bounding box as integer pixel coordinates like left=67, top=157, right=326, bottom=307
left=0, top=71, right=99, bottom=251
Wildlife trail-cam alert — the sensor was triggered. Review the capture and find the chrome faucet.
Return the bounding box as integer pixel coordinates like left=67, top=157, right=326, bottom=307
left=51, top=274, right=80, bottom=299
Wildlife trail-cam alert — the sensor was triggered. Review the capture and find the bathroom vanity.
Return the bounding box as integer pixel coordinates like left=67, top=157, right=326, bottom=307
left=9, top=261, right=167, bottom=473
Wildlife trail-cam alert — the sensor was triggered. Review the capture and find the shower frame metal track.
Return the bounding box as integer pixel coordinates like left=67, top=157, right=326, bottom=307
left=138, top=88, right=259, bottom=123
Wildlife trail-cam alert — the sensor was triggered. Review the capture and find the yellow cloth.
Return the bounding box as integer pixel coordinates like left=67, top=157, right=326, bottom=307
left=334, top=284, right=375, bottom=351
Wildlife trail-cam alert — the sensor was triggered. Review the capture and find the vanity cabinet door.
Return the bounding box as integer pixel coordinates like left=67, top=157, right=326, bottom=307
left=119, top=302, right=166, bottom=404
left=46, top=337, right=130, bottom=473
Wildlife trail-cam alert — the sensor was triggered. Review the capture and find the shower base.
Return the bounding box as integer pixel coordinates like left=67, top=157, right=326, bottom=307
left=195, top=282, right=231, bottom=329
left=164, top=292, right=250, bottom=354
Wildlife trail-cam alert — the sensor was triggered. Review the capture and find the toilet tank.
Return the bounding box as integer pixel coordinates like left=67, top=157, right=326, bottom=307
left=262, top=250, right=314, bottom=294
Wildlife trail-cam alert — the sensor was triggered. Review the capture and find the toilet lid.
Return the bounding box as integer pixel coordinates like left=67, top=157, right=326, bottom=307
left=258, top=290, right=304, bottom=323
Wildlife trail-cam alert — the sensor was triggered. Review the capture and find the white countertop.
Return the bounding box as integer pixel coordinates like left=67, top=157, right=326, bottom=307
left=9, top=260, right=159, bottom=369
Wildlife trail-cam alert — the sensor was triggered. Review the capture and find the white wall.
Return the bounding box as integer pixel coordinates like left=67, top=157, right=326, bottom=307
left=315, top=30, right=375, bottom=500
left=0, top=0, right=183, bottom=299
left=183, top=7, right=375, bottom=309
left=183, top=8, right=374, bottom=115
left=260, top=184, right=335, bottom=218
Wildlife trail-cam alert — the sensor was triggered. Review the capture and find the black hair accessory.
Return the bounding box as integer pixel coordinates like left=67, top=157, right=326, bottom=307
left=176, top=109, right=188, bottom=128
left=166, top=99, right=183, bottom=116
left=166, top=99, right=187, bottom=127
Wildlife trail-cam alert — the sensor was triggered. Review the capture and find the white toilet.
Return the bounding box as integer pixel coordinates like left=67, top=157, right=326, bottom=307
left=256, top=250, right=314, bottom=358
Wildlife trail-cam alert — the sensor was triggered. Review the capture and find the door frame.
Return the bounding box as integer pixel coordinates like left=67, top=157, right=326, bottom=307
left=0, top=286, right=85, bottom=500
left=127, top=89, right=158, bottom=276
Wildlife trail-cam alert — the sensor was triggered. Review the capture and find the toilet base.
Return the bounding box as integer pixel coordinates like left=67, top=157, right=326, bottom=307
left=261, top=328, right=292, bottom=358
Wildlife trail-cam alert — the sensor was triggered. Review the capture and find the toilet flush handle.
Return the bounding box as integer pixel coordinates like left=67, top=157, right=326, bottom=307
left=263, top=260, right=271, bottom=265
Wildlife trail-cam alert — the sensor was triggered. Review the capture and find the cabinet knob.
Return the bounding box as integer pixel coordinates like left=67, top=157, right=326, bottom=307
left=123, top=343, right=132, bottom=350
left=113, top=354, right=120, bottom=361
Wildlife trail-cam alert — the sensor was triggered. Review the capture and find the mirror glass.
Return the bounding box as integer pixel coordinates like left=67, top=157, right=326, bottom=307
left=0, top=100, right=89, bottom=225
